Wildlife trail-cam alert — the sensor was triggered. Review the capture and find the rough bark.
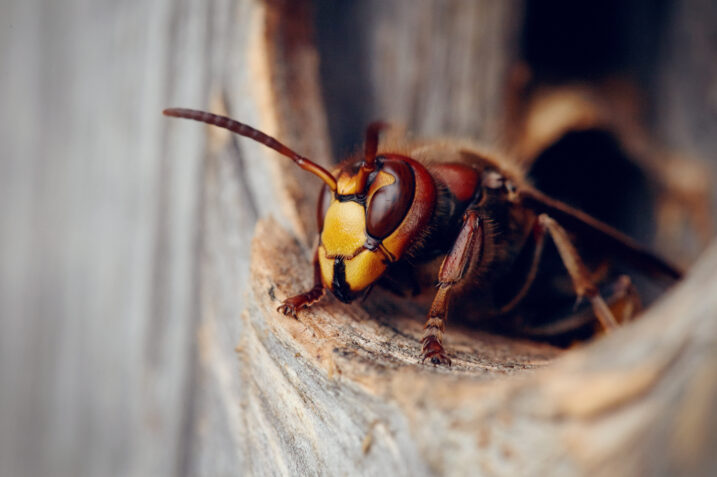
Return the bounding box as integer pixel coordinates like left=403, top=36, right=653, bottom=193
left=2, top=1, right=715, bottom=477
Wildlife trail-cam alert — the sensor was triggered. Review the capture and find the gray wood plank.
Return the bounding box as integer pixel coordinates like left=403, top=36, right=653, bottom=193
left=0, top=1, right=211, bottom=475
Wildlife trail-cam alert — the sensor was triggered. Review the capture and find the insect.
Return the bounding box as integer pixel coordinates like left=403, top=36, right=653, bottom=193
left=163, top=108, right=682, bottom=365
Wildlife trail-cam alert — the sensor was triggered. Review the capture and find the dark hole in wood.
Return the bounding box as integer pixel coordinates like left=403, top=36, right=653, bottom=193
left=528, top=129, right=656, bottom=243
left=496, top=129, right=660, bottom=346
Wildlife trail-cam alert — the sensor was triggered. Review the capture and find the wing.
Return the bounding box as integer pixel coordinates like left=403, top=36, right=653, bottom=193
left=519, top=187, right=683, bottom=282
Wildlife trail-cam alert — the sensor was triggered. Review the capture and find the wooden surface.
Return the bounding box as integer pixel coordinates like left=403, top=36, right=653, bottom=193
left=248, top=219, right=717, bottom=476
left=0, top=1, right=715, bottom=476
left=0, top=0, right=215, bottom=476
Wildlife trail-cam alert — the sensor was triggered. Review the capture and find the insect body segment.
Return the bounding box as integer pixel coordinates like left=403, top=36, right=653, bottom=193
left=164, top=108, right=682, bottom=367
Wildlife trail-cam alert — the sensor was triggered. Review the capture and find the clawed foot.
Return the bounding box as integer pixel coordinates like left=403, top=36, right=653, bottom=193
left=276, top=286, right=324, bottom=320
left=421, top=338, right=452, bottom=366
left=421, top=350, right=452, bottom=366
left=276, top=301, right=299, bottom=319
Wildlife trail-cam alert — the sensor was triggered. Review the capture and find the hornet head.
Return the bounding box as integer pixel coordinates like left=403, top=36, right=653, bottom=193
left=163, top=110, right=436, bottom=303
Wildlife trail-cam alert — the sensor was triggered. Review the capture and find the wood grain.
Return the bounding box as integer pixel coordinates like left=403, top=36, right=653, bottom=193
left=246, top=217, right=717, bottom=476
left=1, top=0, right=715, bottom=476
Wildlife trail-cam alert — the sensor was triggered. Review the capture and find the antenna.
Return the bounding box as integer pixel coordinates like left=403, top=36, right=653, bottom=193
left=163, top=108, right=337, bottom=191
left=356, top=121, right=388, bottom=191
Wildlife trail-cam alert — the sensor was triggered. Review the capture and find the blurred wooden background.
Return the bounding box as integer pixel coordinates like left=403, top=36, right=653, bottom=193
left=1, top=0, right=715, bottom=476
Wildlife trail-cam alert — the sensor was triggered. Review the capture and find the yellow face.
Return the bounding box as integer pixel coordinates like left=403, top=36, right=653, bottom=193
left=317, top=170, right=398, bottom=303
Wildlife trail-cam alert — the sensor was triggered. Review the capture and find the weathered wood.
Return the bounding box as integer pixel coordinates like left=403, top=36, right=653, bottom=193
left=247, top=218, right=717, bottom=476
left=2, top=0, right=715, bottom=476
left=0, top=1, right=209, bottom=476
left=318, top=0, right=522, bottom=154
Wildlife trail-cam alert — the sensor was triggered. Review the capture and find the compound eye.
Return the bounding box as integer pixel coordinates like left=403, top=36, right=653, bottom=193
left=316, top=184, right=333, bottom=231
left=366, top=159, right=415, bottom=239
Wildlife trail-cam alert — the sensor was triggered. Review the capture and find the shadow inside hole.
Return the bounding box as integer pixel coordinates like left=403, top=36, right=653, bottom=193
left=528, top=129, right=656, bottom=242
left=491, top=129, right=661, bottom=346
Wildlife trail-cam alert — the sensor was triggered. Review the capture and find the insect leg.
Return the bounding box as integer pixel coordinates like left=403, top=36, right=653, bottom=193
left=498, top=217, right=549, bottom=314
left=605, top=275, right=642, bottom=324
left=516, top=274, right=642, bottom=338
left=277, top=248, right=325, bottom=319
left=421, top=210, right=484, bottom=366
left=538, top=214, right=619, bottom=331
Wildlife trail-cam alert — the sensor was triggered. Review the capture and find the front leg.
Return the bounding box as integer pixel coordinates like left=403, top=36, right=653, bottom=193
left=277, top=248, right=325, bottom=319
left=422, top=210, right=484, bottom=366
